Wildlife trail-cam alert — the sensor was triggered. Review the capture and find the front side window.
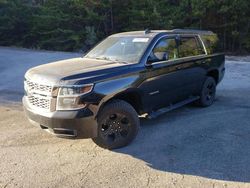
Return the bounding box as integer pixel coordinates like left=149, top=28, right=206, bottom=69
left=85, top=36, right=151, bottom=63
left=149, top=38, right=178, bottom=62
left=178, top=37, right=205, bottom=58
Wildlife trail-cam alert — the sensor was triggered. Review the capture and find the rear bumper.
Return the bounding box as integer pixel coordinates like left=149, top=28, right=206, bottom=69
left=218, top=66, right=225, bottom=83
left=23, top=96, right=97, bottom=138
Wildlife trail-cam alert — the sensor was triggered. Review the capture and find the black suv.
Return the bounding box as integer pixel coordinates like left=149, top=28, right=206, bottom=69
left=23, top=29, right=225, bottom=149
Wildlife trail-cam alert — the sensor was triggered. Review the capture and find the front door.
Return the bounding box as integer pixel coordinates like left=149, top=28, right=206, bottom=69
left=140, top=36, right=183, bottom=111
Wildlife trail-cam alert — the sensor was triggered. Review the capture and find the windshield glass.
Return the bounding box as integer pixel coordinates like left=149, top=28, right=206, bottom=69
left=85, top=36, right=151, bottom=63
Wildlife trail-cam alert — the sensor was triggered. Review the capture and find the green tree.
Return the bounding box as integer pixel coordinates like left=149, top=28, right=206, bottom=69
left=0, top=0, right=249, bottom=53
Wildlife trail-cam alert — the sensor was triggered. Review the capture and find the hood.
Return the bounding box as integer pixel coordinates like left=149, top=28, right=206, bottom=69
left=25, top=57, right=128, bottom=85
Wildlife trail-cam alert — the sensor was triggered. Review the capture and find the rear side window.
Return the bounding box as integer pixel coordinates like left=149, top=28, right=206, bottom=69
left=178, top=37, right=205, bottom=58
left=201, top=34, right=222, bottom=54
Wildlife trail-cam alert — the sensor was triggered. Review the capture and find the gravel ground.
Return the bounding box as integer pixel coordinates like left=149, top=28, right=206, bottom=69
left=0, top=47, right=250, bottom=188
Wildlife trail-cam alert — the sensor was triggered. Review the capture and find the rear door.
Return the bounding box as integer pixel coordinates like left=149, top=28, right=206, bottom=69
left=140, top=35, right=208, bottom=111
left=177, top=35, right=208, bottom=97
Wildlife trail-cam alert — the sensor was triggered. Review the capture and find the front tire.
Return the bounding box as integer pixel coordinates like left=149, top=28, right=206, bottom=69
left=197, top=76, right=217, bottom=107
left=92, top=100, right=140, bottom=149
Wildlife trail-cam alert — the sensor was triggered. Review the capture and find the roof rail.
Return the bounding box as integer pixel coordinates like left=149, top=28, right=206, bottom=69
left=144, top=29, right=151, bottom=34
left=172, top=29, right=214, bottom=35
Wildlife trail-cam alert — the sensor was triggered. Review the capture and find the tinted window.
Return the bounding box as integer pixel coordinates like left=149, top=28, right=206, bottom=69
left=178, top=37, right=205, bottom=58
left=201, top=34, right=222, bottom=54
left=150, top=38, right=178, bottom=62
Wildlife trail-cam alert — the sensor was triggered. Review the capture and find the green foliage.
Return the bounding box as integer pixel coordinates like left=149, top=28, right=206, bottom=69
left=0, top=0, right=33, bottom=47
left=0, top=0, right=249, bottom=53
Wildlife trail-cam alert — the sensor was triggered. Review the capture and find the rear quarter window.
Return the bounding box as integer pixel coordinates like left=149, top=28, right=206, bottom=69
left=201, top=34, right=223, bottom=54
left=178, top=36, right=205, bottom=58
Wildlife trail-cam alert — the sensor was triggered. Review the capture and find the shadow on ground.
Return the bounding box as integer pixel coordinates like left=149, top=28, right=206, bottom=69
left=115, top=92, right=250, bottom=182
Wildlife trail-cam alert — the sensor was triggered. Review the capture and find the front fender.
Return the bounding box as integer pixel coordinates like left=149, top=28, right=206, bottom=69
left=93, top=75, right=142, bottom=116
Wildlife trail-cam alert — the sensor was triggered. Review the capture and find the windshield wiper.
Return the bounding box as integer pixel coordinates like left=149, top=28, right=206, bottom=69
left=94, top=57, right=130, bottom=64
left=94, top=57, right=113, bottom=61
left=112, top=59, right=130, bottom=64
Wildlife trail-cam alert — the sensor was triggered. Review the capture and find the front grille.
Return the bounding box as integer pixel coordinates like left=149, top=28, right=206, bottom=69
left=26, top=80, right=52, bottom=93
left=28, top=95, right=50, bottom=110
left=25, top=79, right=55, bottom=111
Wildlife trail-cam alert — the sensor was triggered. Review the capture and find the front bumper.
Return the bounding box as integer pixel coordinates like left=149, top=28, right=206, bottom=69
left=23, top=96, right=97, bottom=138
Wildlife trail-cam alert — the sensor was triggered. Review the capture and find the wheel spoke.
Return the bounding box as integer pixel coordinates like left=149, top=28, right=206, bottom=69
left=109, top=114, right=117, bottom=120
left=101, top=121, right=114, bottom=137
left=120, top=129, right=129, bottom=137
left=102, top=126, right=113, bottom=136
left=116, top=114, right=130, bottom=125
left=204, top=81, right=215, bottom=102
left=114, top=131, right=122, bottom=140
left=116, top=114, right=125, bottom=122
left=116, top=114, right=130, bottom=136
left=121, top=123, right=130, bottom=133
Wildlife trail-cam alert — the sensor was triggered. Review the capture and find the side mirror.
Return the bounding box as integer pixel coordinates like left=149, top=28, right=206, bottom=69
left=147, top=52, right=169, bottom=64
left=156, top=52, right=168, bottom=61
left=147, top=55, right=156, bottom=64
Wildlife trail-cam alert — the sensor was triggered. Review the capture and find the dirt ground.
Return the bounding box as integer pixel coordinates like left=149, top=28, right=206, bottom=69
left=0, top=47, right=250, bottom=188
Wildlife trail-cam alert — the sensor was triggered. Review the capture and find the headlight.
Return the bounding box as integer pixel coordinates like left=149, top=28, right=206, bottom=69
left=24, top=79, right=28, bottom=92
left=58, top=84, right=93, bottom=96
left=56, top=84, right=93, bottom=110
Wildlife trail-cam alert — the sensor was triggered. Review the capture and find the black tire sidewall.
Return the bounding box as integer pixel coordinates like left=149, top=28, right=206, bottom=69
left=200, top=77, right=216, bottom=107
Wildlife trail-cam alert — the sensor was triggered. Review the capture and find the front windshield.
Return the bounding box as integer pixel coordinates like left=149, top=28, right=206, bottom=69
left=85, top=36, right=151, bottom=63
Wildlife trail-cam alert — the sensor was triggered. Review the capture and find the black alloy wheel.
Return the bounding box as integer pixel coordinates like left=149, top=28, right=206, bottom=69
left=92, top=100, right=139, bottom=149
left=197, top=76, right=217, bottom=107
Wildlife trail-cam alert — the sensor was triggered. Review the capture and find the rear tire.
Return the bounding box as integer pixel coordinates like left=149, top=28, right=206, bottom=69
left=92, top=100, right=140, bottom=149
left=196, top=76, right=216, bottom=107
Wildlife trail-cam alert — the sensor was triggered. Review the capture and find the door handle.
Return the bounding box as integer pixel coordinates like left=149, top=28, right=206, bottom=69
left=195, top=61, right=206, bottom=65
left=176, top=66, right=182, bottom=70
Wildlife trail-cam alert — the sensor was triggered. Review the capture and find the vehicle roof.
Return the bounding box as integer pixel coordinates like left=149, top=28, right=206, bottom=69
left=111, top=29, right=215, bottom=37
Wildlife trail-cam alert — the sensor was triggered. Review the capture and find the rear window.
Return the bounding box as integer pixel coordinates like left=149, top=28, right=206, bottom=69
left=178, top=37, right=205, bottom=58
